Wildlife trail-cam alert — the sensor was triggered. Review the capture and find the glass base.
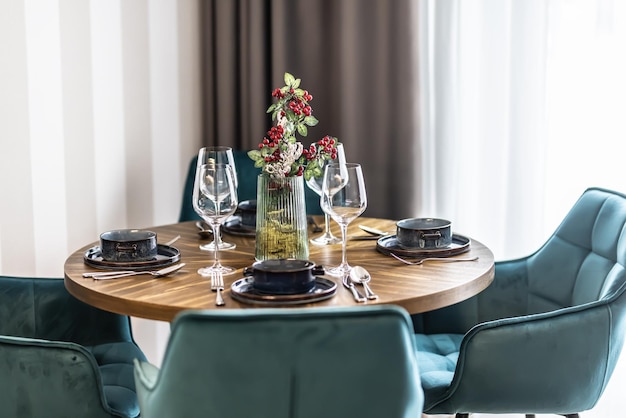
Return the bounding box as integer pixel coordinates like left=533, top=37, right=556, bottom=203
left=310, top=232, right=342, bottom=246
left=197, top=265, right=236, bottom=276
left=324, top=263, right=351, bottom=277
left=200, top=241, right=236, bottom=251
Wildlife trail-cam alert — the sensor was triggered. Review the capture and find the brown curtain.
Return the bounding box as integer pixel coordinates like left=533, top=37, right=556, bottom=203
left=201, top=0, right=419, bottom=218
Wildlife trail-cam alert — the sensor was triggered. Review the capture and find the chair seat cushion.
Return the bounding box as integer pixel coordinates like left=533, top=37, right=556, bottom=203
left=414, top=333, right=463, bottom=401
left=87, top=341, right=147, bottom=417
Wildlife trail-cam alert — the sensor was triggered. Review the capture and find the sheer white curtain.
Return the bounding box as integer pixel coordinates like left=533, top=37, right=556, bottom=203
left=0, top=0, right=202, bottom=366
left=419, top=0, right=626, bottom=416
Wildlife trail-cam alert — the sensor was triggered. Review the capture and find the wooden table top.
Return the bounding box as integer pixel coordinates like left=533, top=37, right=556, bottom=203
left=64, top=218, right=495, bottom=322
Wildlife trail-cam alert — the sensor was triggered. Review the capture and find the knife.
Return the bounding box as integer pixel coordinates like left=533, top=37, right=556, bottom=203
left=358, top=225, right=392, bottom=236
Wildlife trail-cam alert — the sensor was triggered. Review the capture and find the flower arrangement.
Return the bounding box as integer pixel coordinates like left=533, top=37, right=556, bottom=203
left=248, top=72, right=338, bottom=181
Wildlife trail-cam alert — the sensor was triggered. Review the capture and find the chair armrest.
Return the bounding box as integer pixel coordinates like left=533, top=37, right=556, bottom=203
left=435, top=302, right=612, bottom=413
left=0, top=335, right=115, bottom=418
left=134, top=359, right=160, bottom=390
left=413, top=257, right=531, bottom=334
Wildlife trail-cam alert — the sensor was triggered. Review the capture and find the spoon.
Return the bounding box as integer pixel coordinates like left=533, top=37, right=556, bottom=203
left=342, top=273, right=366, bottom=303
left=195, top=221, right=213, bottom=239
left=307, top=216, right=323, bottom=233
left=350, top=266, right=378, bottom=300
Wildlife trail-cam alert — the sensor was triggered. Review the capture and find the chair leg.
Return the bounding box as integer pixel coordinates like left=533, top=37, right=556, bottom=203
left=526, top=415, right=535, bottom=418
left=456, top=414, right=469, bottom=418
left=562, top=415, right=579, bottom=418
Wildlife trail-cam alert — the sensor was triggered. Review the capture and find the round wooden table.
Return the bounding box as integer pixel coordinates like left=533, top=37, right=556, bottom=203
left=64, top=218, right=495, bottom=322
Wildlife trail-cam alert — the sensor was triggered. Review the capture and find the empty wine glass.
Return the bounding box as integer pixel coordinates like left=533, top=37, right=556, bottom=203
left=196, top=147, right=238, bottom=251
left=321, top=163, right=367, bottom=277
left=306, top=143, right=346, bottom=245
left=194, top=163, right=239, bottom=276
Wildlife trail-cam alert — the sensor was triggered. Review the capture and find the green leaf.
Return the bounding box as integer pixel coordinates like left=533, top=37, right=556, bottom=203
left=266, top=103, right=276, bottom=113
left=284, top=72, right=295, bottom=86
left=247, top=150, right=262, bottom=161
left=254, top=159, right=266, bottom=168
left=293, top=78, right=301, bottom=89
left=303, top=168, right=314, bottom=181
left=294, top=88, right=305, bottom=97
left=297, top=124, right=308, bottom=137
left=304, top=116, right=319, bottom=126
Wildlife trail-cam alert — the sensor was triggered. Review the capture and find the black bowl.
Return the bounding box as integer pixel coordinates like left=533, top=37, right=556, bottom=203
left=100, top=229, right=158, bottom=262
left=243, top=259, right=324, bottom=295
left=396, top=218, right=452, bottom=249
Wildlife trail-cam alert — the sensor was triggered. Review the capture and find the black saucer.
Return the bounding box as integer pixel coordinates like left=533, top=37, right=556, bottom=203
left=222, top=216, right=256, bottom=237
left=230, top=277, right=337, bottom=305
left=83, top=244, right=181, bottom=270
left=376, top=234, right=471, bottom=258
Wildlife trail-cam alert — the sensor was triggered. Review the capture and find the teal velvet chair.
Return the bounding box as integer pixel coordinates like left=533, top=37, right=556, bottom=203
left=412, top=187, right=626, bottom=417
left=179, top=149, right=323, bottom=222
left=134, top=305, right=423, bottom=418
left=0, top=275, right=147, bottom=418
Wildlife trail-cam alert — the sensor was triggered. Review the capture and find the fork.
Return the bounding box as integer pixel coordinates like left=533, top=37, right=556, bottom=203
left=211, top=271, right=225, bottom=306
left=390, top=253, right=479, bottom=265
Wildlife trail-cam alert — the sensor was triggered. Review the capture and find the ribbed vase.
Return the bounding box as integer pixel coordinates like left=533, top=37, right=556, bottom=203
left=255, top=174, right=309, bottom=261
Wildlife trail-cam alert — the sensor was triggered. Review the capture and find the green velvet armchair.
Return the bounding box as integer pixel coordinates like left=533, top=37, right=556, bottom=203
left=134, top=305, right=423, bottom=418
left=412, top=187, right=626, bottom=417
left=179, top=150, right=323, bottom=222
left=0, top=275, right=147, bottom=418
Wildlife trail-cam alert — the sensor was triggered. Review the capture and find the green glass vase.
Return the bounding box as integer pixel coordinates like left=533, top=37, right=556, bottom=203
left=255, top=174, right=309, bottom=261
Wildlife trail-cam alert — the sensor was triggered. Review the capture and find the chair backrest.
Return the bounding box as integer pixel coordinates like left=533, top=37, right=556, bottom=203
left=0, top=276, right=132, bottom=345
left=136, top=305, right=423, bottom=418
left=525, top=187, right=626, bottom=313
left=179, top=150, right=323, bottom=222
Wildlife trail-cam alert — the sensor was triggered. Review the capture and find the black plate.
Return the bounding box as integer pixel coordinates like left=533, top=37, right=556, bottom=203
left=83, top=244, right=181, bottom=270
left=376, top=234, right=471, bottom=258
left=230, top=277, right=337, bottom=305
left=222, top=216, right=256, bottom=237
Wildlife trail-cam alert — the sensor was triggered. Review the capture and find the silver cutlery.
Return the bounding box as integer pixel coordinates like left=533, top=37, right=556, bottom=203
left=196, top=221, right=213, bottom=239
left=342, top=273, right=366, bottom=303
left=211, top=271, right=225, bottom=306
left=164, top=235, right=181, bottom=246
left=390, top=253, right=479, bottom=265
left=349, top=266, right=378, bottom=300
left=358, top=225, right=392, bottom=236
left=348, top=235, right=383, bottom=241
left=307, top=216, right=323, bottom=233
left=83, top=263, right=186, bottom=280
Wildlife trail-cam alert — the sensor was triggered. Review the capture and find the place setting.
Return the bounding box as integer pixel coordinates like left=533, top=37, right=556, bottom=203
left=376, top=217, right=478, bottom=265
left=82, top=229, right=185, bottom=278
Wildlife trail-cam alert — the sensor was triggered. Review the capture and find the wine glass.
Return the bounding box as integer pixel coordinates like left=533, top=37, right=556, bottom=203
left=306, top=143, right=347, bottom=245
left=321, top=163, right=367, bottom=277
left=196, top=147, right=238, bottom=251
left=194, top=163, right=239, bottom=276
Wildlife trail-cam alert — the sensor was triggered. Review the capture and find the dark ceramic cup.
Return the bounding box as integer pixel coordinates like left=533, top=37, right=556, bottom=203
left=237, top=200, right=257, bottom=228
left=243, top=259, right=324, bottom=294
left=396, top=218, right=452, bottom=249
left=100, top=229, right=158, bottom=262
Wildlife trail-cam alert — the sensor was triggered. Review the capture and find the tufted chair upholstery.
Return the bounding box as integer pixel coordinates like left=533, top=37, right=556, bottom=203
left=412, top=187, right=626, bottom=417
left=134, top=305, right=423, bottom=418
left=0, top=275, right=147, bottom=418
left=179, top=150, right=323, bottom=222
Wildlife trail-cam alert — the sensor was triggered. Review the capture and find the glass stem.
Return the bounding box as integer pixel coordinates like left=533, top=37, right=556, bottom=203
left=339, top=222, right=348, bottom=271
left=212, top=201, right=221, bottom=267
left=323, top=213, right=333, bottom=236
left=211, top=225, right=221, bottom=267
